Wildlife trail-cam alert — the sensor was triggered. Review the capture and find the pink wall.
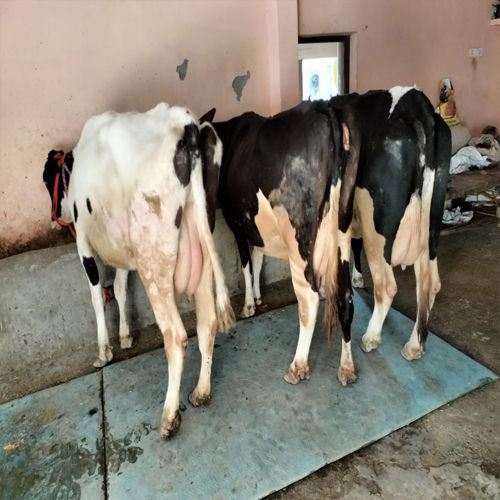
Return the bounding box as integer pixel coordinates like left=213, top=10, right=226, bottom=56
left=0, top=0, right=299, bottom=256
left=1, top=0, right=498, bottom=256
left=299, top=0, right=500, bottom=135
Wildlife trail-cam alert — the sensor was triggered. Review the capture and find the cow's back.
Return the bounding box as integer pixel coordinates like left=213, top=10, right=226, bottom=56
left=334, top=88, right=448, bottom=265
left=216, top=101, right=337, bottom=259
left=68, top=103, right=198, bottom=269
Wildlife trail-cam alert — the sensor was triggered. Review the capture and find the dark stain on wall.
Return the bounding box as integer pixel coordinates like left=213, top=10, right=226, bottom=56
left=176, top=59, right=189, bottom=80
left=232, top=70, right=251, bottom=101
left=0, top=229, right=74, bottom=259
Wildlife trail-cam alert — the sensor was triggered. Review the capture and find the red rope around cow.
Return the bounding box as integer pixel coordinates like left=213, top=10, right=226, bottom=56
left=51, top=153, right=77, bottom=239
left=51, top=152, right=113, bottom=305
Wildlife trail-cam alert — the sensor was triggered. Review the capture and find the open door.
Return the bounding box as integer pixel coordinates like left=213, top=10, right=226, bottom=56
left=299, top=36, right=350, bottom=101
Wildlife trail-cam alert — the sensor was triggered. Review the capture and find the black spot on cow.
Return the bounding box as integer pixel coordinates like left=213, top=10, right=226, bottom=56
left=86, top=198, right=92, bottom=214
left=174, top=124, right=200, bottom=186
left=175, top=206, right=183, bottom=228
left=82, top=257, right=99, bottom=286
left=73, top=202, right=78, bottom=223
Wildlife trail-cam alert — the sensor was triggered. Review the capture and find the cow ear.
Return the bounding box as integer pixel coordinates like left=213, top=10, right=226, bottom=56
left=199, top=122, right=221, bottom=232
left=200, top=108, right=216, bottom=124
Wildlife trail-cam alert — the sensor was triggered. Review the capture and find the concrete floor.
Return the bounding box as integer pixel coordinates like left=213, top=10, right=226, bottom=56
left=2, top=213, right=498, bottom=498
left=269, top=214, right=500, bottom=499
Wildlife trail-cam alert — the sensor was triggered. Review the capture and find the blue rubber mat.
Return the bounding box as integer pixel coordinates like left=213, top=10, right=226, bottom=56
left=1, top=293, right=497, bottom=499
left=0, top=372, right=103, bottom=499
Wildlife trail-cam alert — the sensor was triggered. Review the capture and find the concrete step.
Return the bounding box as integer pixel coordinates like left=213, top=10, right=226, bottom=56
left=0, top=212, right=291, bottom=403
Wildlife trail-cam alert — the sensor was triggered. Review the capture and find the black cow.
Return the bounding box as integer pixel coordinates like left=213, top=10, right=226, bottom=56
left=330, top=86, right=451, bottom=360
left=201, top=101, right=360, bottom=385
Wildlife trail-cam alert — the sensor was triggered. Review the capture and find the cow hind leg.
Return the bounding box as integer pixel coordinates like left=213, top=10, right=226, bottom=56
left=351, top=238, right=365, bottom=289
left=284, top=260, right=320, bottom=384
left=77, top=239, right=113, bottom=367
left=161, top=318, right=187, bottom=438
left=429, top=257, right=441, bottom=310
left=235, top=232, right=255, bottom=318
left=337, top=240, right=356, bottom=385
left=252, top=247, right=264, bottom=305
left=189, top=255, right=217, bottom=407
left=241, top=262, right=255, bottom=318
left=140, top=264, right=187, bottom=439
left=114, top=268, right=133, bottom=349
left=401, top=252, right=434, bottom=360
left=361, top=258, right=397, bottom=353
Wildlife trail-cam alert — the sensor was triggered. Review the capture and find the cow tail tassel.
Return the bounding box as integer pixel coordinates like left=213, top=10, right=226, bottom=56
left=323, top=237, right=339, bottom=342
left=190, top=153, right=236, bottom=333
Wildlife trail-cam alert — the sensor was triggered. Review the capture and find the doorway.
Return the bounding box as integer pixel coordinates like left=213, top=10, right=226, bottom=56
left=298, top=36, right=350, bottom=101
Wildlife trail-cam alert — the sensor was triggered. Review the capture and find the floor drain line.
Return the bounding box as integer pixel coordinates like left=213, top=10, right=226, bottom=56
left=100, top=370, right=109, bottom=500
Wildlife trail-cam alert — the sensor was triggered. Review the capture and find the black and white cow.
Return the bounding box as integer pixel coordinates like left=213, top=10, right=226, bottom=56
left=328, top=87, right=450, bottom=360
left=247, top=87, right=450, bottom=366
left=43, top=103, right=235, bottom=438
left=202, top=100, right=360, bottom=385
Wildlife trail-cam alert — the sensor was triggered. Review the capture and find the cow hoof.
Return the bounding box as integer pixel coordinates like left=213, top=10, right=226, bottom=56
left=361, top=335, right=381, bottom=353
left=93, top=345, right=113, bottom=367
left=189, top=390, right=211, bottom=407
left=255, top=297, right=262, bottom=306
left=401, top=342, right=424, bottom=361
left=284, top=362, right=310, bottom=385
left=241, top=303, right=255, bottom=318
left=120, top=335, right=133, bottom=349
left=161, top=411, right=181, bottom=439
left=338, top=365, right=357, bottom=386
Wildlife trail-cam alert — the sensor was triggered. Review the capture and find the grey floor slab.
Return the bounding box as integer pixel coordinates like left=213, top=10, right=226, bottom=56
left=103, top=293, right=497, bottom=500
left=0, top=372, right=104, bottom=500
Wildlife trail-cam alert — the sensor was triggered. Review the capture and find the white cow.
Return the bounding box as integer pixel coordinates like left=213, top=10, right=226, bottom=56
left=43, top=103, right=235, bottom=438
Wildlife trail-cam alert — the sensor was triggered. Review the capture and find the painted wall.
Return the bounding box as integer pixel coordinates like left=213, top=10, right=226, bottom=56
left=0, top=0, right=299, bottom=256
left=1, top=0, right=498, bottom=257
left=299, top=0, right=500, bottom=136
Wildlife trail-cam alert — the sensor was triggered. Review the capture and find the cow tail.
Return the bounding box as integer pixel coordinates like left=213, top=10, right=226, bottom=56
left=429, top=115, right=450, bottom=260
left=323, top=235, right=339, bottom=341
left=321, top=105, right=342, bottom=341
left=323, top=103, right=361, bottom=341
left=188, top=123, right=236, bottom=333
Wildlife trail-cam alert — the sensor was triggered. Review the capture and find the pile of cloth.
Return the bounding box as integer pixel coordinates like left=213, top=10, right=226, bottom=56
left=450, top=126, right=500, bottom=175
